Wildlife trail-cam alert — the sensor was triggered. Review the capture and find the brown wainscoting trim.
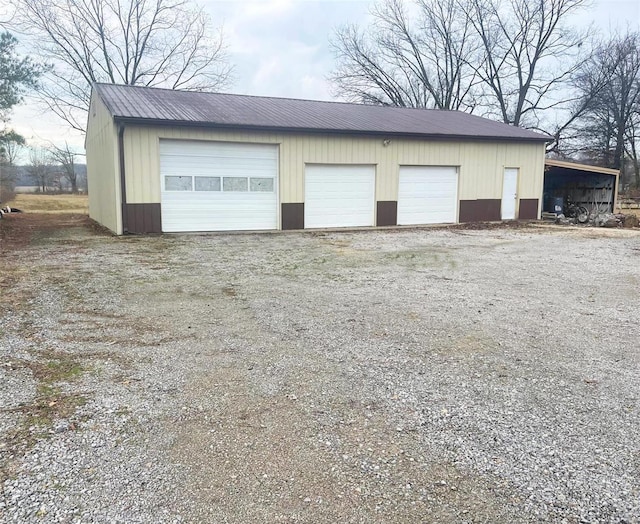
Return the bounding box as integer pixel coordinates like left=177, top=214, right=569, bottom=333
left=281, top=203, right=304, bottom=230
left=376, top=201, right=398, bottom=227
left=459, top=199, right=502, bottom=222
left=518, top=198, right=539, bottom=220
left=123, top=203, right=162, bottom=234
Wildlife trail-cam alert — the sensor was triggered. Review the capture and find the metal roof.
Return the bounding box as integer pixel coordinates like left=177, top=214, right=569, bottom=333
left=94, top=83, right=550, bottom=142
left=545, top=159, right=620, bottom=176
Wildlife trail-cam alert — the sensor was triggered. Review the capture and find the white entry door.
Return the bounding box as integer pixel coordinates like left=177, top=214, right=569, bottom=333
left=160, top=140, right=278, bottom=232
left=304, top=164, right=375, bottom=228
left=397, top=166, right=458, bottom=225
left=501, top=168, right=518, bottom=220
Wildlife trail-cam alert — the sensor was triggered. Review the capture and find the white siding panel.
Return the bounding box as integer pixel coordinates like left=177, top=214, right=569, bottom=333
left=159, top=140, right=278, bottom=232
left=398, top=166, right=458, bottom=225
left=305, top=165, right=375, bottom=228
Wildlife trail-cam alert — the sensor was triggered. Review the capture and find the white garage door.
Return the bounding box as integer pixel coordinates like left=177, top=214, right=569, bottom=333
left=398, top=166, right=458, bottom=225
left=305, top=165, right=375, bottom=228
left=160, top=140, right=278, bottom=232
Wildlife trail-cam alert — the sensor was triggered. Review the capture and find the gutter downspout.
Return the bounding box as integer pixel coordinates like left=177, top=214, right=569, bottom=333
left=118, top=125, right=128, bottom=234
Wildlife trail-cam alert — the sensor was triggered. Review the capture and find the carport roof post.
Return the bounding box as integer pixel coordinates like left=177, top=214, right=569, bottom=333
left=93, top=83, right=551, bottom=143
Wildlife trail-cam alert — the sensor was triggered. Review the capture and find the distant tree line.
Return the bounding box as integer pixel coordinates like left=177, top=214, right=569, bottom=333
left=1, top=145, right=87, bottom=195
left=331, top=0, right=640, bottom=188
left=1, top=132, right=87, bottom=199
left=25, top=145, right=87, bottom=194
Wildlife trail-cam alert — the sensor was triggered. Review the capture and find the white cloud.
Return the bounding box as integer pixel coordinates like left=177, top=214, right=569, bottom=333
left=252, top=56, right=285, bottom=86
left=205, top=0, right=371, bottom=100
left=240, top=0, right=295, bottom=17
left=7, top=103, right=85, bottom=162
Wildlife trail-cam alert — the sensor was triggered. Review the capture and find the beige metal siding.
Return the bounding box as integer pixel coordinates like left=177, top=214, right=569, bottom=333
left=505, top=142, right=545, bottom=199
left=122, top=126, right=546, bottom=210
left=85, top=94, right=121, bottom=233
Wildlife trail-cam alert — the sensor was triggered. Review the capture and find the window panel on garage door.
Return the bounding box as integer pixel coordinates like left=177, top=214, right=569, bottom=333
left=160, top=140, right=278, bottom=232
left=397, top=166, right=458, bottom=225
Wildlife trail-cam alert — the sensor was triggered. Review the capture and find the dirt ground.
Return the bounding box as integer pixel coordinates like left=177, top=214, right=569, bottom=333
left=1, top=214, right=639, bottom=523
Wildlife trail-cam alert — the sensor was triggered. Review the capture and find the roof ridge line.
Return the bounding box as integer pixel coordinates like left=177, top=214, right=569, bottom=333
left=93, top=82, right=462, bottom=114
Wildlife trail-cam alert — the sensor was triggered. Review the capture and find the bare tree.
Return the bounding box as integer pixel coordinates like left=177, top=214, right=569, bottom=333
left=570, top=31, right=640, bottom=183
left=331, top=0, right=588, bottom=135
left=48, top=142, right=79, bottom=193
left=331, top=0, right=479, bottom=110
left=545, top=40, right=615, bottom=158
left=626, top=117, right=640, bottom=188
left=27, top=147, right=53, bottom=193
left=9, top=0, right=232, bottom=131
left=461, top=0, right=589, bottom=128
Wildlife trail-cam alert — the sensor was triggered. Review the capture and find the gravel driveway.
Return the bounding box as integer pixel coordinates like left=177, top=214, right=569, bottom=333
left=1, top=215, right=639, bottom=523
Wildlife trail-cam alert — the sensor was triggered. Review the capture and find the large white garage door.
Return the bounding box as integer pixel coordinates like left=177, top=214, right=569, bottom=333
left=305, top=165, right=375, bottom=228
left=398, top=166, right=458, bottom=225
left=160, top=140, right=278, bottom=232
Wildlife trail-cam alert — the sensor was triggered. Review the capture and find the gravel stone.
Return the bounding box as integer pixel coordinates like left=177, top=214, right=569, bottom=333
left=1, top=219, right=639, bottom=523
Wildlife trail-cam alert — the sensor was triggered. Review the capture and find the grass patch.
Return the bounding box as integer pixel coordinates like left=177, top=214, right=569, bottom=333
left=42, top=359, right=84, bottom=382
left=14, top=387, right=87, bottom=428
left=8, top=350, right=86, bottom=391
left=4, top=193, right=89, bottom=214
left=1, top=351, right=89, bottom=481
left=2, top=388, right=87, bottom=483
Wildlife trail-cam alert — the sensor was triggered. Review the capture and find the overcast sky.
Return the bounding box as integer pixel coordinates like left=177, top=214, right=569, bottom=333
left=7, top=0, right=640, bottom=159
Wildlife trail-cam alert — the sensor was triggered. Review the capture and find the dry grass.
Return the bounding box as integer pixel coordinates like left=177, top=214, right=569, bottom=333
left=5, top=193, right=89, bottom=214
left=619, top=207, right=640, bottom=218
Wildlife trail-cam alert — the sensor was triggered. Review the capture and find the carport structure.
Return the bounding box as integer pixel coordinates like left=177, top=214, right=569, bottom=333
left=543, top=159, right=619, bottom=215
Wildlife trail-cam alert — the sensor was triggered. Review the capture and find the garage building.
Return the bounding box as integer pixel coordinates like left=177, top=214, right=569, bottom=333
left=86, top=84, right=548, bottom=234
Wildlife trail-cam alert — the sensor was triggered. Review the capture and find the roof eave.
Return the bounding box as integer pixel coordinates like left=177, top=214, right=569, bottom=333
left=545, top=159, right=620, bottom=176
left=112, top=116, right=551, bottom=143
